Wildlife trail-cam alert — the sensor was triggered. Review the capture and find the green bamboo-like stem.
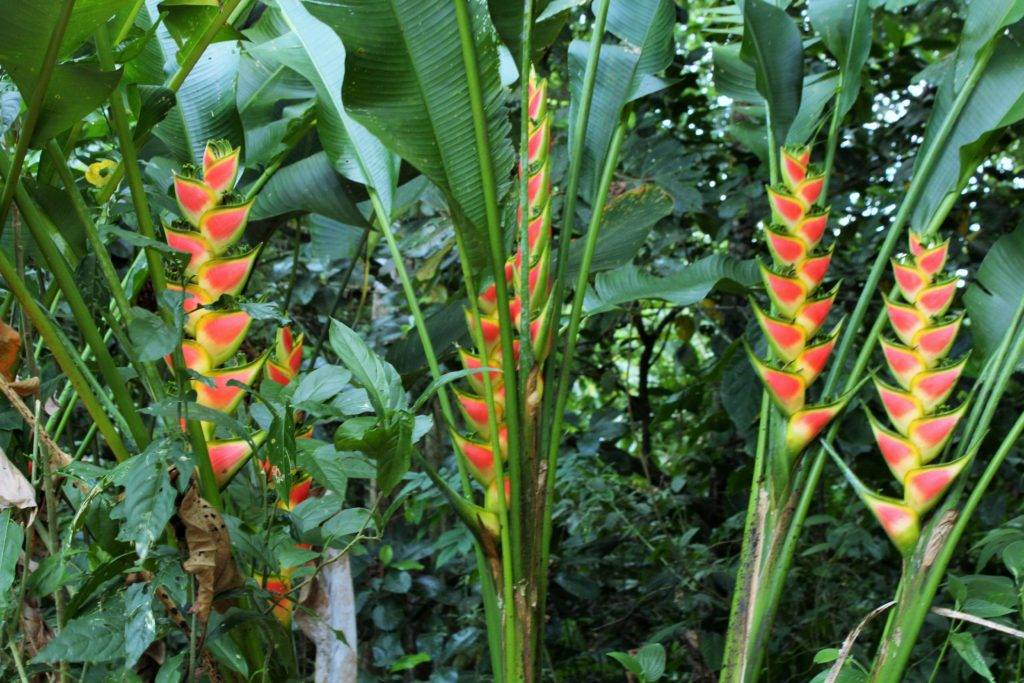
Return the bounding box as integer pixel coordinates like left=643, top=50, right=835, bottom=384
left=451, top=0, right=525, bottom=584
left=0, top=150, right=149, bottom=449
left=95, top=25, right=166, bottom=294
left=0, top=250, right=130, bottom=460
left=0, top=0, right=78, bottom=236
left=95, top=0, right=246, bottom=204
left=538, top=118, right=628, bottom=614
left=308, top=228, right=370, bottom=368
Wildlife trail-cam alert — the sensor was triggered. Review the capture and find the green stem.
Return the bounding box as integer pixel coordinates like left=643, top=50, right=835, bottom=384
left=95, top=25, right=166, bottom=294
left=0, top=250, right=130, bottom=460
left=308, top=228, right=370, bottom=368
left=0, top=0, right=78, bottom=236
left=538, top=118, right=627, bottom=614
left=0, top=150, right=149, bottom=450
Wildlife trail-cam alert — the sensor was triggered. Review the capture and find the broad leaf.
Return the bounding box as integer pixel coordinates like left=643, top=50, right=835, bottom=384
left=488, top=0, right=575, bottom=58
left=964, top=224, right=1024, bottom=369
left=34, top=609, right=127, bottom=664
left=252, top=152, right=369, bottom=227
left=0, top=0, right=123, bottom=143
left=124, top=583, right=156, bottom=668
left=329, top=319, right=407, bottom=414
left=740, top=0, right=803, bottom=148
left=584, top=254, right=759, bottom=314
left=271, top=0, right=398, bottom=213
left=911, top=33, right=1024, bottom=231
left=950, top=632, right=996, bottom=683
left=110, top=439, right=182, bottom=559
left=0, top=510, right=22, bottom=608
left=308, top=0, right=515, bottom=274
left=807, top=0, right=872, bottom=117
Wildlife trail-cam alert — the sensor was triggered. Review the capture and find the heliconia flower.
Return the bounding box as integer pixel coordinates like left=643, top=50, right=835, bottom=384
left=459, top=348, right=502, bottom=394
left=208, top=431, right=267, bottom=488
left=174, top=174, right=218, bottom=227
left=201, top=142, right=241, bottom=198
left=753, top=303, right=806, bottom=362
left=747, top=347, right=806, bottom=416
left=196, top=250, right=257, bottom=299
left=785, top=394, right=851, bottom=455
left=195, top=310, right=252, bottom=366
left=166, top=283, right=212, bottom=335
left=262, top=574, right=294, bottom=626
left=780, top=146, right=810, bottom=187
left=193, top=355, right=266, bottom=414
left=166, top=339, right=213, bottom=374
left=274, top=326, right=303, bottom=376
left=792, top=327, right=840, bottom=385
left=277, top=476, right=313, bottom=511
left=456, top=389, right=501, bottom=438
left=453, top=432, right=498, bottom=485
left=266, top=359, right=294, bottom=386
left=199, top=200, right=254, bottom=255
left=846, top=232, right=971, bottom=553
left=164, top=226, right=213, bottom=275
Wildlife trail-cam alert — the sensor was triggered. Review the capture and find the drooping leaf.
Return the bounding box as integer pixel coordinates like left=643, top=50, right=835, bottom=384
left=568, top=185, right=674, bottom=276
left=740, top=0, right=804, bottom=148
left=807, top=0, right=872, bottom=117
left=308, top=0, right=515, bottom=274
left=950, top=632, right=997, bottom=683
left=786, top=72, right=839, bottom=146
left=251, top=152, right=369, bottom=227
left=584, top=255, right=759, bottom=314
left=964, top=224, right=1024, bottom=369
left=33, top=609, right=127, bottom=664
left=123, top=583, right=156, bottom=668
left=110, top=439, right=181, bottom=559
left=488, top=0, right=576, bottom=58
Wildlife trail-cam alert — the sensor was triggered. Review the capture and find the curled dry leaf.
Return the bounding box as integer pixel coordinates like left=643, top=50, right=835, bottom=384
left=0, top=322, right=36, bottom=397
left=179, top=485, right=243, bottom=621
left=0, top=445, right=35, bottom=515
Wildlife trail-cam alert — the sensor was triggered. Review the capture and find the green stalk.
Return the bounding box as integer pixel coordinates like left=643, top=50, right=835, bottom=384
left=308, top=228, right=370, bottom=367
left=451, top=0, right=525, bottom=580
left=0, top=150, right=149, bottom=449
left=95, top=25, right=166, bottom=294
left=538, top=118, right=628, bottom=613
left=0, top=0, right=78, bottom=236
left=0, top=250, right=130, bottom=460
left=95, top=0, right=245, bottom=204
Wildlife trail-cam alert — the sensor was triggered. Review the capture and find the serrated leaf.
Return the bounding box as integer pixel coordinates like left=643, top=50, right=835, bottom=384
left=111, top=439, right=181, bottom=559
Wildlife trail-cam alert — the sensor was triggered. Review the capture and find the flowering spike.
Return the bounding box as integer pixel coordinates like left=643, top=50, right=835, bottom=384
left=456, top=389, right=500, bottom=438
left=193, top=355, right=266, bottom=414
left=903, top=453, right=970, bottom=514
left=164, top=226, right=212, bottom=275
left=909, top=358, right=966, bottom=412
left=794, top=212, right=829, bottom=248
left=208, top=431, right=266, bottom=488
left=867, top=410, right=920, bottom=481
left=794, top=286, right=838, bottom=338
left=278, top=476, right=313, bottom=511
left=785, top=392, right=851, bottom=454
left=913, top=236, right=949, bottom=277
left=747, top=346, right=806, bottom=415
left=266, top=359, right=294, bottom=386
left=875, top=379, right=924, bottom=435
left=797, top=250, right=832, bottom=291
left=198, top=201, right=253, bottom=255
left=453, top=432, right=498, bottom=485
left=781, top=147, right=808, bottom=188
left=793, top=328, right=839, bottom=385
left=884, top=295, right=928, bottom=346
left=914, top=315, right=962, bottom=366
left=173, top=174, right=218, bottom=226
left=166, top=284, right=212, bottom=335
left=760, top=262, right=807, bottom=318
left=892, top=261, right=927, bottom=301
left=865, top=493, right=920, bottom=554
left=765, top=227, right=807, bottom=266
left=796, top=175, right=824, bottom=205
left=196, top=250, right=258, bottom=299
left=202, top=144, right=241, bottom=198
left=195, top=310, right=252, bottom=366
left=915, top=280, right=957, bottom=319
left=262, top=574, right=294, bottom=626
left=880, top=338, right=927, bottom=389
left=907, top=403, right=967, bottom=463
left=767, top=187, right=807, bottom=230
left=753, top=303, right=806, bottom=362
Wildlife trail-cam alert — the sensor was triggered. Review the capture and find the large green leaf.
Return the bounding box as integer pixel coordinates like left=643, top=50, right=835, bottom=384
left=329, top=319, right=407, bottom=414
left=910, top=33, right=1024, bottom=232
left=786, top=72, right=839, bottom=146
left=952, top=0, right=1024, bottom=89
left=142, top=0, right=242, bottom=164
left=270, top=0, right=399, bottom=213
left=0, top=0, right=123, bottom=143
left=740, top=0, right=803, bottom=148
left=807, top=0, right=872, bottom=117
left=251, top=152, right=369, bottom=227
left=569, top=0, right=674, bottom=203
left=964, top=224, right=1024, bottom=369
left=110, top=439, right=181, bottom=560
left=34, top=609, right=127, bottom=664
left=584, top=254, right=759, bottom=314
left=0, top=510, right=23, bottom=609
left=488, top=0, right=575, bottom=58
left=307, top=0, right=515, bottom=274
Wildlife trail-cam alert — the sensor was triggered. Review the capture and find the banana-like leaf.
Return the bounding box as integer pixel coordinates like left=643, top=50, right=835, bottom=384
left=910, top=26, right=1024, bottom=231
left=252, top=152, right=368, bottom=227
left=964, top=224, right=1024, bottom=369
left=307, top=0, right=515, bottom=275
left=740, top=0, right=804, bottom=148
left=488, top=0, right=575, bottom=58
left=807, top=0, right=872, bottom=117
left=0, top=0, right=123, bottom=143
left=584, top=254, right=759, bottom=315
left=272, top=0, right=399, bottom=214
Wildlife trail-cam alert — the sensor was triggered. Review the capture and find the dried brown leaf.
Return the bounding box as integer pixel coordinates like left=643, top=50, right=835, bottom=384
left=0, top=445, right=35, bottom=514
left=179, top=486, right=243, bottom=621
